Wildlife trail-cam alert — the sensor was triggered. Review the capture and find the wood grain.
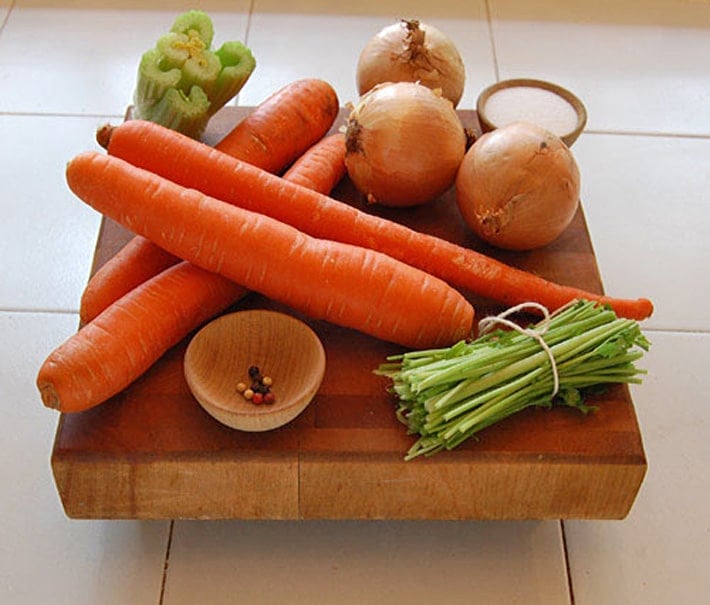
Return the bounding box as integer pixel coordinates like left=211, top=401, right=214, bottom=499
left=50, top=107, right=647, bottom=520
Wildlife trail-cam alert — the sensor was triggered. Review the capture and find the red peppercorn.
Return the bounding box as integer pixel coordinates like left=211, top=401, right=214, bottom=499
left=263, top=392, right=276, bottom=405
left=251, top=392, right=264, bottom=405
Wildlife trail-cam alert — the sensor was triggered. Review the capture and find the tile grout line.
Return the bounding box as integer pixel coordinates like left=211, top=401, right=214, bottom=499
left=0, top=0, right=15, bottom=33
left=560, top=521, right=576, bottom=605
left=232, top=0, right=255, bottom=109
left=158, top=520, right=175, bottom=605
left=584, top=128, right=710, bottom=140
left=246, top=0, right=255, bottom=45
left=0, top=110, right=124, bottom=119
left=484, top=0, right=501, bottom=82
left=0, top=308, right=80, bottom=316
left=643, top=327, right=710, bottom=335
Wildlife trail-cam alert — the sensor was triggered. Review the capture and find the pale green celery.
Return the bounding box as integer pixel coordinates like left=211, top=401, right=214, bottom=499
left=376, top=300, right=651, bottom=460
left=132, top=10, right=255, bottom=138
left=156, top=33, right=192, bottom=70
left=170, top=9, right=214, bottom=47
left=209, top=41, right=257, bottom=113
left=179, top=51, right=221, bottom=95
left=133, top=48, right=181, bottom=116
left=141, top=86, right=211, bottom=140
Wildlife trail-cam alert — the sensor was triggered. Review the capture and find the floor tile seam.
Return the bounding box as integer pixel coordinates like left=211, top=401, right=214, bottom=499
left=0, top=110, right=123, bottom=119
left=158, top=520, right=174, bottom=605
left=0, top=1, right=14, bottom=32
left=560, top=520, right=576, bottom=605
left=0, top=308, right=79, bottom=317
left=643, top=326, right=710, bottom=336
left=484, top=0, right=501, bottom=82
left=244, top=0, right=255, bottom=46
left=584, top=128, right=710, bottom=140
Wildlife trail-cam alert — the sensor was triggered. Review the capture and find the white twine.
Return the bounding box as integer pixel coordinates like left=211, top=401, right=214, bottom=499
left=478, top=302, right=560, bottom=399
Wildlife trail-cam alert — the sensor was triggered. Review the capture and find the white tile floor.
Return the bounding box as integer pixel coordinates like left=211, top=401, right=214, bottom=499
left=1, top=0, right=708, bottom=603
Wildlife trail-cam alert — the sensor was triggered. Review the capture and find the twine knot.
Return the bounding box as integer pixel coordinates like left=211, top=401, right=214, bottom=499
left=478, top=302, right=560, bottom=398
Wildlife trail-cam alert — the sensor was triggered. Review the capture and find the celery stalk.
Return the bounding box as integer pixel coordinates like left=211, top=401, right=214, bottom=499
left=133, top=48, right=181, bottom=115
left=140, top=86, right=211, bottom=140
left=170, top=9, right=214, bottom=47
left=209, top=41, right=257, bottom=113
left=375, top=300, right=651, bottom=460
left=155, top=32, right=200, bottom=70
left=132, top=10, right=255, bottom=139
left=179, top=50, right=222, bottom=95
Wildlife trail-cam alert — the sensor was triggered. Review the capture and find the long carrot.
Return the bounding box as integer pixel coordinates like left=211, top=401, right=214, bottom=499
left=105, top=120, right=654, bottom=320
left=38, top=262, right=247, bottom=413
left=40, top=134, right=348, bottom=414
left=65, top=151, right=475, bottom=350
left=82, top=79, right=340, bottom=323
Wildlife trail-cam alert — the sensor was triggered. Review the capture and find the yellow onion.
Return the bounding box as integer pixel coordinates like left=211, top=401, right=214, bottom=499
left=455, top=121, right=580, bottom=251
left=356, top=19, right=466, bottom=107
left=345, top=81, right=467, bottom=207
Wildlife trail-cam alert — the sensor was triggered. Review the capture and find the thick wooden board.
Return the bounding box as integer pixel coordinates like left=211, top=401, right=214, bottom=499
left=50, top=108, right=647, bottom=520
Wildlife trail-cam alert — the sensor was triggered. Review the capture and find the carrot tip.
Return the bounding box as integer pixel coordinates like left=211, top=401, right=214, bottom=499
left=641, top=299, right=654, bottom=319
left=38, top=382, right=61, bottom=411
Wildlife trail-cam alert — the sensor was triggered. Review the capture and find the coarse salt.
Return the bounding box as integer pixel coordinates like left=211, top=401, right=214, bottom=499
left=484, top=86, right=580, bottom=136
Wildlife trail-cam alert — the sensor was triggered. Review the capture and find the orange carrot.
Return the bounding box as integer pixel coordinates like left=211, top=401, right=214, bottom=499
left=281, top=132, right=346, bottom=193
left=81, top=79, right=340, bottom=323
left=65, top=151, right=475, bottom=350
left=38, top=262, right=247, bottom=413
left=105, top=120, right=654, bottom=320
left=214, top=78, right=340, bottom=173
left=79, top=235, right=179, bottom=323
left=41, top=132, right=348, bottom=413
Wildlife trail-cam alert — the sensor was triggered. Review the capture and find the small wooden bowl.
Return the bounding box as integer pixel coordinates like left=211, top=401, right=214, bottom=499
left=184, top=310, right=326, bottom=432
left=477, top=78, right=587, bottom=147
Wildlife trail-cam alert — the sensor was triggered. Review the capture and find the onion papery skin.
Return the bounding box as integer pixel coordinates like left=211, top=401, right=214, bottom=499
left=345, top=82, right=467, bottom=207
left=356, top=19, right=466, bottom=107
left=455, top=121, right=581, bottom=251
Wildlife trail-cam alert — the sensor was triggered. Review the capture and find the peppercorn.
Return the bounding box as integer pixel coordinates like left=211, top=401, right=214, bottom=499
left=239, top=365, right=275, bottom=405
